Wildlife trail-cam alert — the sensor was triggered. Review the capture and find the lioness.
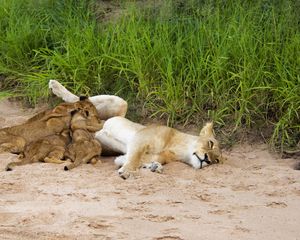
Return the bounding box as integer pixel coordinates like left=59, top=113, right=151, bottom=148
left=0, top=97, right=98, bottom=155
left=5, top=130, right=71, bottom=171
left=64, top=107, right=103, bottom=171
left=96, top=117, right=224, bottom=179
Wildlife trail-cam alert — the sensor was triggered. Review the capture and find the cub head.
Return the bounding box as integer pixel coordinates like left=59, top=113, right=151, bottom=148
left=72, top=98, right=104, bottom=131
left=74, top=97, right=100, bottom=121
left=191, top=122, right=224, bottom=168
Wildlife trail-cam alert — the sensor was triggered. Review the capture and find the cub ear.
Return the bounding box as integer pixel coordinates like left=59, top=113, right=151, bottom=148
left=70, top=109, right=77, bottom=116
left=199, top=122, right=214, bottom=137
left=79, top=95, right=88, bottom=101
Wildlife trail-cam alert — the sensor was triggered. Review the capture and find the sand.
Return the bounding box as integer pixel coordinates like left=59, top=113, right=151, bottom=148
left=0, top=99, right=300, bottom=240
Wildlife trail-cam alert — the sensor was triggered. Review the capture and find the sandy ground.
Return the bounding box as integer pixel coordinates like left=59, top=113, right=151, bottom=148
left=0, top=99, right=300, bottom=240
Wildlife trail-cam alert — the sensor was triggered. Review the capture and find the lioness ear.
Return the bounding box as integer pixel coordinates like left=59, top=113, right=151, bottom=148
left=199, top=122, right=214, bottom=137
left=208, top=140, right=214, bottom=149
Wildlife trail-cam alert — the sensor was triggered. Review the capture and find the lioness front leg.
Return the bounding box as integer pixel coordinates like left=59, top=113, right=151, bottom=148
left=139, top=150, right=176, bottom=174
left=118, top=146, right=147, bottom=179
left=142, top=161, right=164, bottom=173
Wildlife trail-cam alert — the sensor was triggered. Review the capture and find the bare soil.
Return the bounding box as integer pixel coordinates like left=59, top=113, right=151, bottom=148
left=0, top=99, right=300, bottom=240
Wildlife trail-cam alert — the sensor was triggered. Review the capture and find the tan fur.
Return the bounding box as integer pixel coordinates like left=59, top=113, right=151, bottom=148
left=5, top=130, right=71, bottom=171
left=0, top=113, right=71, bottom=154
left=64, top=108, right=103, bottom=171
left=0, top=98, right=99, bottom=155
left=118, top=122, right=224, bottom=179
left=49, top=79, right=128, bottom=120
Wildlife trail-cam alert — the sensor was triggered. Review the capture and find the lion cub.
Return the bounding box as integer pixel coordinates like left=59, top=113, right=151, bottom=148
left=64, top=107, right=103, bottom=171
left=0, top=97, right=99, bottom=155
left=0, top=113, right=71, bottom=155
left=5, top=130, right=71, bottom=171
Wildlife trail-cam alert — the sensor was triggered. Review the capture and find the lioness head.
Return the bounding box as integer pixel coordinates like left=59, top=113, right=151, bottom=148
left=191, top=122, right=223, bottom=168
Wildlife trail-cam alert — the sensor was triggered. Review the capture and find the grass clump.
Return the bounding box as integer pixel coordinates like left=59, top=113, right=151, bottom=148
left=0, top=0, right=299, bottom=150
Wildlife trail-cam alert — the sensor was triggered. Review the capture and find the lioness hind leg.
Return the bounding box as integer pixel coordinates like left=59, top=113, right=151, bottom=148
left=49, top=79, right=79, bottom=103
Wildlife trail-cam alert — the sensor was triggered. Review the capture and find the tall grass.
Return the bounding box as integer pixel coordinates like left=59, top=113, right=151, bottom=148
left=0, top=0, right=299, bottom=149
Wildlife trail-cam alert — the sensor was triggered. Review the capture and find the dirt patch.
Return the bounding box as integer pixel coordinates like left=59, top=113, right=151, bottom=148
left=1, top=99, right=300, bottom=239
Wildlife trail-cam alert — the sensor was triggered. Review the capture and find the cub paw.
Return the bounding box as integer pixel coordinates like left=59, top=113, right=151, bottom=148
left=5, top=166, right=13, bottom=171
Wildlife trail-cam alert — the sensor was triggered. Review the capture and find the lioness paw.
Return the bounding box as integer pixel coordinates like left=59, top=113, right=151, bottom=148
left=118, top=167, right=131, bottom=179
left=150, top=162, right=163, bottom=173
left=143, top=162, right=164, bottom=173
left=49, top=79, right=78, bottom=102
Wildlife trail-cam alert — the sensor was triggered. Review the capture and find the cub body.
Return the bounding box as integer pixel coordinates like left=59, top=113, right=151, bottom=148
left=0, top=113, right=71, bottom=154
left=0, top=98, right=98, bottom=155
left=64, top=108, right=103, bottom=171
left=6, top=131, right=71, bottom=171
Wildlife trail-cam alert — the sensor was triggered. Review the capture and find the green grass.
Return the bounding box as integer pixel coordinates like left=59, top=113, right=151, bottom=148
left=0, top=0, right=299, bottom=150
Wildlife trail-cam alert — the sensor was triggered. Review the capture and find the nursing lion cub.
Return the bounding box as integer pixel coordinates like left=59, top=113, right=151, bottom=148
left=5, top=130, right=71, bottom=171
left=0, top=97, right=98, bottom=155
left=3, top=97, right=101, bottom=170
left=64, top=107, right=103, bottom=171
left=96, top=117, right=224, bottom=179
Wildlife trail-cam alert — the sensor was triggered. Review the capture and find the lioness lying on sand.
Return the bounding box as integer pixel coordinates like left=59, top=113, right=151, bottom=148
left=50, top=80, right=224, bottom=179
left=96, top=117, right=224, bottom=179
left=64, top=104, right=103, bottom=171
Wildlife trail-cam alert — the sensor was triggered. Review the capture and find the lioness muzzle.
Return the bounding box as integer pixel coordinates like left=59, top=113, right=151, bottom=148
left=193, top=152, right=211, bottom=169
